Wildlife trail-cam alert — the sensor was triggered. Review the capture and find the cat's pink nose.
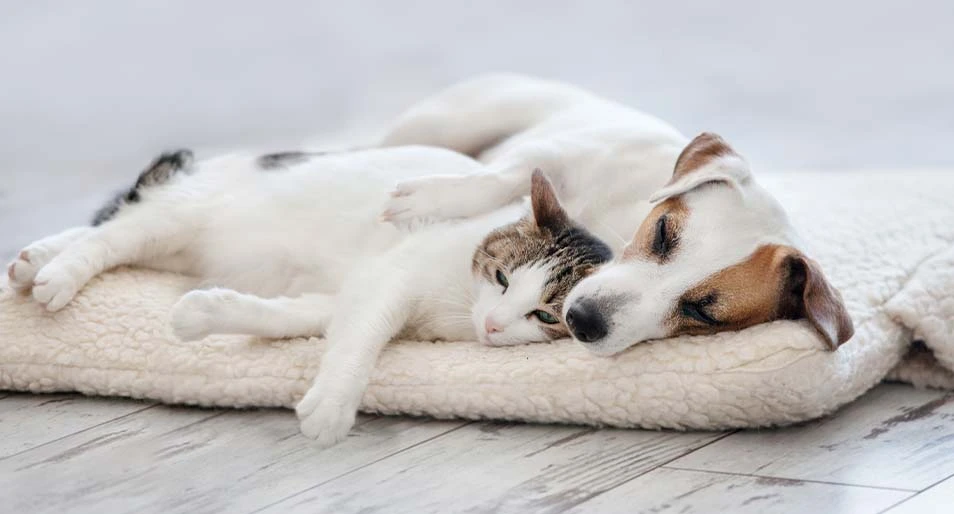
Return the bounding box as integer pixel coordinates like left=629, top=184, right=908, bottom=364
left=484, top=317, right=503, bottom=334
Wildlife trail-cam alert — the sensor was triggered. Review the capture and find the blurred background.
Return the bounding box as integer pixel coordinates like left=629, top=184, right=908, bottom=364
left=2, top=0, right=953, bottom=256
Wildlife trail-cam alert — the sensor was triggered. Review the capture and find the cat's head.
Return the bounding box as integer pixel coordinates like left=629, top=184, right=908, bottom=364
left=471, top=170, right=613, bottom=346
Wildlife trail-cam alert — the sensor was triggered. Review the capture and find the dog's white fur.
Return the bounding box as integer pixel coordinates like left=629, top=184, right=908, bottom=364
left=381, top=74, right=815, bottom=355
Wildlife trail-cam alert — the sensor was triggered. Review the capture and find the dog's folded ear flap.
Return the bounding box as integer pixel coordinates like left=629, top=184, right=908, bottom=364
left=530, top=169, right=570, bottom=232
left=779, top=249, right=855, bottom=350
left=650, top=132, right=752, bottom=203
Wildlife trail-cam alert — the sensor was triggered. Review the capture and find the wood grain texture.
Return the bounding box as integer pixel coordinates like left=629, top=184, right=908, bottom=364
left=567, top=468, right=910, bottom=514
left=0, top=393, right=154, bottom=458
left=670, top=384, right=954, bottom=490
left=259, top=421, right=727, bottom=514
left=0, top=405, right=467, bottom=514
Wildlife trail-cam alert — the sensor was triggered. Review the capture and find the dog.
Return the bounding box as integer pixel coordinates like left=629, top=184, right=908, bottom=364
left=381, top=73, right=854, bottom=355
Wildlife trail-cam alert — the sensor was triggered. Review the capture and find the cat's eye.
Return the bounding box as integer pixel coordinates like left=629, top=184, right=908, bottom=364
left=495, top=270, right=509, bottom=290
left=681, top=296, right=721, bottom=326
left=531, top=310, right=559, bottom=324
left=652, top=215, right=670, bottom=256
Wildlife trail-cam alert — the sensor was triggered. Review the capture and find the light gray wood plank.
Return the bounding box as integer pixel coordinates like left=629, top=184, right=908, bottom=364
left=568, top=468, right=909, bottom=514
left=887, top=474, right=954, bottom=513
left=670, top=384, right=954, bottom=490
left=0, top=403, right=228, bottom=513
left=0, top=404, right=467, bottom=514
left=0, top=393, right=155, bottom=458
left=260, top=422, right=728, bottom=514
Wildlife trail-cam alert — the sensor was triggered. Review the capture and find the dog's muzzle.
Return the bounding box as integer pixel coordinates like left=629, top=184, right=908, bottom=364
left=565, top=299, right=609, bottom=343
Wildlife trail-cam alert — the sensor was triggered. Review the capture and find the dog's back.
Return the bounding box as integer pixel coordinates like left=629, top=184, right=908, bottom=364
left=382, top=73, right=691, bottom=251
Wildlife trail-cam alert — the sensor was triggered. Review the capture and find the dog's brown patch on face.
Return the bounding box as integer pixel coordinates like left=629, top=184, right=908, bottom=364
left=668, top=244, right=854, bottom=350
left=671, top=132, right=735, bottom=182
left=623, top=197, right=688, bottom=262
left=671, top=245, right=788, bottom=337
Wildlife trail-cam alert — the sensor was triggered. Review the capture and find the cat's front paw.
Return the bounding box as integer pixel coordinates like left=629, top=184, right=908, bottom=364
left=296, top=383, right=359, bottom=448
left=31, top=264, right=82, bottom=311
left=7, top=242, right=61, bottom=293
left=7, top=251, right=39, bottom=293
left=381, top=175, right=498, bottom=225
left=170, top=289, right=239, bottom=341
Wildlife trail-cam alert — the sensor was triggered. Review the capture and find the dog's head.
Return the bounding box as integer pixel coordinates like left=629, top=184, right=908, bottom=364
left=563, top=132, right=853, bottom=356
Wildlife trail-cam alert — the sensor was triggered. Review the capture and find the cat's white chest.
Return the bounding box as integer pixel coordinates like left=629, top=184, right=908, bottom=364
left=404, top=302, right=476, bottom=341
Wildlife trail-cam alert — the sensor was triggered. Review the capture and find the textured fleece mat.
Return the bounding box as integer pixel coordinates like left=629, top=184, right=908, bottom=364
left=2, top=170, right=953, bottom=429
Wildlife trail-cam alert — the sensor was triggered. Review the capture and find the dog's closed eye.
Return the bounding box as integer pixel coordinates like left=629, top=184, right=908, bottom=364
left=651, top=215, right=679, bottom=259
left=680, top=295, right=721, bottom=326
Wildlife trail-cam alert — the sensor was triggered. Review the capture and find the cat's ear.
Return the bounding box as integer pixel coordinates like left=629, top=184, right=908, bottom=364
left=531, top=169, right=569, bottom=232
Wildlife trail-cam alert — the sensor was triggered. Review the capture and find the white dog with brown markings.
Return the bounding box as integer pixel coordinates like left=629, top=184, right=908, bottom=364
left=382, top=73, right=854, bottom=355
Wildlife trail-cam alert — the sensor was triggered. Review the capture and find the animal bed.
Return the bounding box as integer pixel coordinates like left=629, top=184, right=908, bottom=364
left=1, top=170, right=952, bottom=429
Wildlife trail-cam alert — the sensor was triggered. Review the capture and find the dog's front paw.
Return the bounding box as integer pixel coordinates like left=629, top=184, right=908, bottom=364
left=170, top=289, right=240, bottom=341
left=382, top=175, right=495, bottom=225
left=31, top=264, right=82, bottom=311
left=296, top=383, right=359, bottom=448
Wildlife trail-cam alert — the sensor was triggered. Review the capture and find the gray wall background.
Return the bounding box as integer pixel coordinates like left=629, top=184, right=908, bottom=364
left=2, top=1, right=952, bottom=246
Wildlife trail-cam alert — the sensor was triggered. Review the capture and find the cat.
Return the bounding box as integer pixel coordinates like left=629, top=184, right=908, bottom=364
left=7, top=145, right=611, bottom=445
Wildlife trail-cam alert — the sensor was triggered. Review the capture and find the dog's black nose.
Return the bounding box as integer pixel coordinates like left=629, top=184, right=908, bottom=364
left=565, top=300, right=608, bottom=343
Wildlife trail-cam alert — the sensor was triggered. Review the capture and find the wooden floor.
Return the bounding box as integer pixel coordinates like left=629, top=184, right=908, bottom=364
left=0, top=385, right=951, bottom=513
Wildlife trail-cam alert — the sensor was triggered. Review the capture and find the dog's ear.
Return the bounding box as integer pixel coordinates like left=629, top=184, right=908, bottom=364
left=530, top=169, right=569, bottom=232
left=777, top=248, right=855, bottom=350
left=650, top=132, right=751, bottom=202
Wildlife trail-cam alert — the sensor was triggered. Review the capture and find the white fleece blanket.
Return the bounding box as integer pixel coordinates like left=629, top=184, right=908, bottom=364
left=2, top=170, right=953, bottom=429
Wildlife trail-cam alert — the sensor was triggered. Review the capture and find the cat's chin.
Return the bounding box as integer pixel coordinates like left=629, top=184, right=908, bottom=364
left=479, top=333, right=507, bottom=347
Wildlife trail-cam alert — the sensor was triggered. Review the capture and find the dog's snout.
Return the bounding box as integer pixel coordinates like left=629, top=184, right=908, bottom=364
left=566, top=300, right=608, bottom=343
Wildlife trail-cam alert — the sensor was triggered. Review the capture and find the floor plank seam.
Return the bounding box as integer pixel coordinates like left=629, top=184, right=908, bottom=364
left=555, top=430, right=740, bottom=512
left=661, top=465, right=920, bottom=493
left=247, top=420, right=476, bottom=514
left=877, top=468, right=954, bottom=513
left=0, top=401, right=158, bottom=461
left=879, top=495, right=917, bottom=514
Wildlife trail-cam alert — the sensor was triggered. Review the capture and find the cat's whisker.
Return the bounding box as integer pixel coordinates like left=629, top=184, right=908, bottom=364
left=474, top=247, right=507, bottom=270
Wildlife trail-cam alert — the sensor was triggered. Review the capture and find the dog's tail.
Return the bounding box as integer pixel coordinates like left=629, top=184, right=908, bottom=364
left=380, top=73, right=589, bottom=157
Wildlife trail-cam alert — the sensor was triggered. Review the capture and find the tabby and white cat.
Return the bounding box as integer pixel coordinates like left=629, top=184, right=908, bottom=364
left=7, top=146, right=610, bottom=445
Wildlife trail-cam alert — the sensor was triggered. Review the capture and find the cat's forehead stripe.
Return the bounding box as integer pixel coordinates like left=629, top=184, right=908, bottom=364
left=473, top=218, right=612, bottom=312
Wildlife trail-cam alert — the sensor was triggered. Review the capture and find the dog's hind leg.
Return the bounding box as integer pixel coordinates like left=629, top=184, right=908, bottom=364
left=380, top=73, right=585, bottom=157
left=381, top=147, right=567, bottom=224
left=380, top=74, right=584, bottom=224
